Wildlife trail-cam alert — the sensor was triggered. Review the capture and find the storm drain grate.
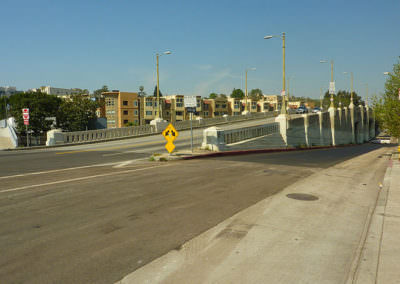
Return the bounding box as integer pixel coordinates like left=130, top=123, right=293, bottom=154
left=286, top=193, right=319, bottom=201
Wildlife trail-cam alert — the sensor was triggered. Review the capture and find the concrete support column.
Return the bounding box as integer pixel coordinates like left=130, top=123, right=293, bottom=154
left=303, top=113, right=309, bottom=147
left=370, top=109, right=376, bottom=138
left=349, top=104, right=356, bottom=144
left=365, top=106, right=370, bottom=141
left=358, top=105, right=365, bottom=143
left=329, top=108, right=336, bottom=146
left=318, top=112, right=324, bottom=146
left=275, top=114, right=288, bottom=146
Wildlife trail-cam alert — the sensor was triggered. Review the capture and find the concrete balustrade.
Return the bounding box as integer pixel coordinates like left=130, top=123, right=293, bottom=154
left=202, top=107, right=375, bottom=152
left=46, top=111, right=279, bottom=146
left=201, top=123, right=280, bottom=151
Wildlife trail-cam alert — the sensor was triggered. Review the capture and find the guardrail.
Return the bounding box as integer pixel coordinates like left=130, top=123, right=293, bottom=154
left=59, top=111, right=278, bottom=145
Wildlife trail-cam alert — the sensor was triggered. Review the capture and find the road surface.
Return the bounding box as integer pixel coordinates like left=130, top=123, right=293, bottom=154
left=0, top=143, right=390, bottom=283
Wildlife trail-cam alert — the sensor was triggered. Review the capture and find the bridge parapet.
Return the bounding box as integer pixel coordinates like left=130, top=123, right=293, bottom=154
left=202, top=107, right=375, bottom=152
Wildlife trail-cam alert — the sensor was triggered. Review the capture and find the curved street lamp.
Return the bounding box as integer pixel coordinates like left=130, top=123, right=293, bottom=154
left=320, top=59, right=335, bottom=109
left=243, top=67, right=256, bottom=114
left=343, top=71, right=354, bottom=107
left=155, top=51, right=172, bottom=119
left=264, top=32, right=286, bottom=114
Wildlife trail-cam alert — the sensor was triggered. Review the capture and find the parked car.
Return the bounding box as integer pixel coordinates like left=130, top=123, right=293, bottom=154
left=312, top=107, right=321, bottom=113
left=296, top=106, right=308, bottom=114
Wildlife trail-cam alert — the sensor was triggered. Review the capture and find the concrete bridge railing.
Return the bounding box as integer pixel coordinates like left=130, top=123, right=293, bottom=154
left=202, top=105, right=375, bottom=151
left=201, top=123, right=280, bottom=151
left=46, top=111, right=279, bottom=146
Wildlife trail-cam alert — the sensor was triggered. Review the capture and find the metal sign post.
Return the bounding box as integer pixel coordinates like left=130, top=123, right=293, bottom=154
left=22, top=108, right=30, bottom=147
left=190, top=112, right=193, bottom=153
left=184, top=97, right=197, bottom=154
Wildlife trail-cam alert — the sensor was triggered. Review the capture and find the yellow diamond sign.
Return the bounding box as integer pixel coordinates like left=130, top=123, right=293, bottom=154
left=162, top=124, right=179, bottom=153
left=165, top=141, right=175, bottom=153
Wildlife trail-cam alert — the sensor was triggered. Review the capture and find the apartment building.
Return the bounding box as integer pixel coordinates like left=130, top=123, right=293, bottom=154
left=102, top=91, right=140, bottom=128
left=202, top=99, right=213, bottom=118
left=33, top=86, right=83, bottom=98
left=227, top=98, right=242, bottom=116
left=209, top=97, right=228, bottom=117
left=165, top=95, right=185, bottom=121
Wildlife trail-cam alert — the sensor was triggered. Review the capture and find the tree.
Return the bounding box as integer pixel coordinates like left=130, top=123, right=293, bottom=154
left=373, top=57, right=400, bottom=137
left=93, top=85, right=109, bottom=99
left=249, top=88, right=263, bottom=100
left=56, top=95, right=99, bottom=132
left=230, top=88, right=245, bottom=99
left=209, top=93, right=218, bottom=99
left=322, top=90, right=364, bottom=109
left=153, top=85, right=163, bottom=97
left=8, top=91, right=62, bottom=135
left=138, top=86, right=147, bottom=97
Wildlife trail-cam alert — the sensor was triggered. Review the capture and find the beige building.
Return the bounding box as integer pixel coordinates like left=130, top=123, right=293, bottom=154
left=208, top=97, right=228, bottom=117
left=263, top=95, right=282, bottom=111
left=165, top=95, right=186, bottom=121
left=202, top=99, right=213, bottom=118
left=257, top=97, right=274, bottom=112
left=228, top=98, right=242, bottom=116
left=102, top=91, right=140, bottom=128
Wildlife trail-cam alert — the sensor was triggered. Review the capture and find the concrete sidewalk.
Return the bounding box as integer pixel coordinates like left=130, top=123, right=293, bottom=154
left=352, top=152, right=400, bottom=284
left=117, top=146, right=396, bottom=284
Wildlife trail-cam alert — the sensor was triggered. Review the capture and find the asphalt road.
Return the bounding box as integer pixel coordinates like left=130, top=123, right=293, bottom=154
left=0, top=142, right=389, bottom=284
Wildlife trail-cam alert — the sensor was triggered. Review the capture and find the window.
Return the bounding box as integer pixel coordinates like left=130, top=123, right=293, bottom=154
left=123, top=101, right=128, bottom=106
left=134, top=101, right=138, bottom=106
left=146, top=101, right=153, bottom=106
left=204, top=111, right=209, bottom=116
left=214, top=112, right=219, bottom=116
left=222, top=104, right=227, bottom=108
left=204, top=105, right=209, bottom=110
left=176, top=103, right=183, bottom=107
left=216, top=104, right=220, bottom=108
left=176, top=111, right=183, bottom=116
left=123, top=119, right=128, bottom=124
left=134, top=110, right=138, bottom=115
left=106, top=98, right=115, bottom=106
left=146, top=111, right=152, bottom=115
left=123, top=110, right=128, bottom=115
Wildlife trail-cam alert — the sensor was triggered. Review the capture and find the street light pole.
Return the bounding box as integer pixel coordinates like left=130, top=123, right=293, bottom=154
left=156, top=54, right=160, bottom=119
left=320, top=59, right=335, bottom=109
left=243, top=67, right=256, bottom=114
left=264, top=32, right=286, bottom=115
left=245, top=69, right=248, bottom=113
left=320, top=87, right=323, bottom=109
left=155, top=51, right=171, bottom=120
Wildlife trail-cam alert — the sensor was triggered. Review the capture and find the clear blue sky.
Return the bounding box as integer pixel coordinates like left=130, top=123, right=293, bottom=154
left=1, top=0, right=399, bottom=99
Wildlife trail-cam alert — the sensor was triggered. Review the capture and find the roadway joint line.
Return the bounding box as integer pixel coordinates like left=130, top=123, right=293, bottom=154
left=0, top=164, right=168, bottom=194
left=0, top=159, right=147, bottom=180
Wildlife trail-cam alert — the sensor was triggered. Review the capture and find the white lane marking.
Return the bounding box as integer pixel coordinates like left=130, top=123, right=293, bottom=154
left=112, top=159, right=147, bottom=168
left=0, top=159, right=146, bottom=180
left=0, top=164, right=167, bottom=194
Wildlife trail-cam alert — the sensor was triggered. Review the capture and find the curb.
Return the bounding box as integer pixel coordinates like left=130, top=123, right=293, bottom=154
left=181, top=143, right=359, bottom=160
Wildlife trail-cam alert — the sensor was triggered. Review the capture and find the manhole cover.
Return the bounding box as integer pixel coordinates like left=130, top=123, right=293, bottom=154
left=286, top=193, right=319, bottom=201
